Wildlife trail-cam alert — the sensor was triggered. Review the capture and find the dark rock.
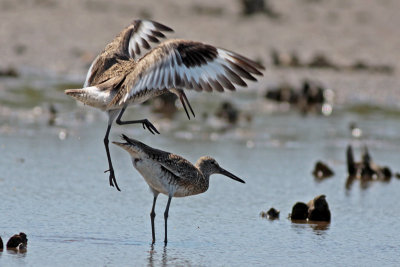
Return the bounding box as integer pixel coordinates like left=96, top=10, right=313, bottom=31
left=149, top=92, right=178, bottom=118
left=267, top=207, right=280, bottom=219
left=290, top=202, right=308, bottom=220
left=241, top=0, right=265, bottom=15
left=260, top=207, right=280, bottom=219
left=48, top=103, right=58, bottom=126
left=265, top=83, right=298, bottom=104
left=347, top=144, right=393, bottom=182
left=0, top=236, right=3, bottom=250
left=312, top=161, right=334, bottom=179
left=6, top=232, right=27, bottom=249
left=271, top=49, right=300, bottom=67
left=347, top=145, right=357, bottom=176
left=307, top=195, right=331, bottom=222
left=241, top=0, right=280, bottom=18
left=265, top=79, right=330, bottom=115
left=215, top=101, right=239, bottom=124
left=0, top=66, right=19, bottom=78
left=192, top=4, right=224, bottom=16
left=307, top=54, right=337, bottom=69
left=381, top=167, right=392, bottom=181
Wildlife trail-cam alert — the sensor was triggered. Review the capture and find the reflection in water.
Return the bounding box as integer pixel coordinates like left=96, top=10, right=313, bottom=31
left=291, top=220, right=330, bottom=235
left=345, top=175, right=392, bottom=191
left=147, top=244, right=155, bottom=267
left=147, top=245, right=194, bottom=267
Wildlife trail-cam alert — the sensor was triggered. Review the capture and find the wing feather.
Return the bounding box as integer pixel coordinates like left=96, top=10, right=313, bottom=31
left=109, top=39, right=264, bottom=108
left=85, top=20, right=173, bottom=87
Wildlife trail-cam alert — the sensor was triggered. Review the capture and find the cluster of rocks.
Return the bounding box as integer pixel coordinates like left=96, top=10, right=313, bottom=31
left=261, top=195, right=331, bottom=222
left=290, top=195, right=331, bottom=222
left=271, top=50, right=394, bottom=74
left=311, top=144, right=399, bottom=190
left=346, top=145, right=399, bottom=189
left=265, top=80, right=333, bottom=115
left=0, top=232, right=28, bottom=252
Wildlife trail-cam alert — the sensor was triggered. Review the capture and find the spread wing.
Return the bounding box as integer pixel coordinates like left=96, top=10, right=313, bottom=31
left=84, top=19, right=173, bottom=87
left=109, top=39, right=265, bottom=108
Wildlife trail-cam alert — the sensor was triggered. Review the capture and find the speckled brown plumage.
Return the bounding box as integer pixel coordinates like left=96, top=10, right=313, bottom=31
left=113, top=134, right=245, bottom=244
left=65, top=19, right=263, bottom=192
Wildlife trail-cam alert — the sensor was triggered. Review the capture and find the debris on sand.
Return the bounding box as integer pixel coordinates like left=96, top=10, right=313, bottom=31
left=240, top=0, right=280, bottom=18
left=271, top=50, right=394, bottom=74
left=265, top=79, right=333, bottom=115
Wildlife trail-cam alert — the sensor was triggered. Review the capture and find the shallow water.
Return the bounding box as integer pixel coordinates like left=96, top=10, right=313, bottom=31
left=0, top=78, right=400, bottom=266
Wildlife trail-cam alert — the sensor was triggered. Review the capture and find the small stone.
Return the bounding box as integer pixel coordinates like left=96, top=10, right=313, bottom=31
left=312, top=161, right=334, bottom=179
left=290, top=202, right=308, bottom=220
left=266, top=207, right=280, bottom=219
left=307, top=195, right=331, bottom=222
left=6, top=232, right=28, bottom=249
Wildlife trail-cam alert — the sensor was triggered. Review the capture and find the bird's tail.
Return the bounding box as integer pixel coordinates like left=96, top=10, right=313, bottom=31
left=65, top=86, right=109, bottom=109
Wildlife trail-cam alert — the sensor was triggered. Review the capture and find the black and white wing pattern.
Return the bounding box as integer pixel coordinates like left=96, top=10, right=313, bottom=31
left=84, top=19, right=174, bottom=87
left=109, top=39, right=264, bottom=107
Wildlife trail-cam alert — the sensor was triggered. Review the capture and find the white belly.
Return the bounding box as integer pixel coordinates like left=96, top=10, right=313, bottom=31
left=133, top=158, right=194, bottom=197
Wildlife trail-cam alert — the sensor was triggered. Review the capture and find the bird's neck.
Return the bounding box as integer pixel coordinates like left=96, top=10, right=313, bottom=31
left=196, top=162, right=212, bottom=181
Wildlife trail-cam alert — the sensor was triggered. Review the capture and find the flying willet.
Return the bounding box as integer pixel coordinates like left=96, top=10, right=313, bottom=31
left=65, top=19, right=264, bottom=191
left=113, top=134, right=245, bottom=244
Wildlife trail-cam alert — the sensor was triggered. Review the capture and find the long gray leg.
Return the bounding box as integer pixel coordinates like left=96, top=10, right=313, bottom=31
left=104, top=110, right=121, bottom=191
left=164, top=196, right=172, bottom=245
left=150, top=193, right=159, bottom=244
left=115, top=107, right=160, bottom=134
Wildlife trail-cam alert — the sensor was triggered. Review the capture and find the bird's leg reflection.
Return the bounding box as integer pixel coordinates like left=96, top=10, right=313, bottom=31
left=162, top=246, right=168, bottom=267
left=148, top=244, right=156, bottom=267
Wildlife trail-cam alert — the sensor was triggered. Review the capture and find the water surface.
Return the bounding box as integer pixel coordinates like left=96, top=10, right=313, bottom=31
left=0, top=79, right=399, bottom=266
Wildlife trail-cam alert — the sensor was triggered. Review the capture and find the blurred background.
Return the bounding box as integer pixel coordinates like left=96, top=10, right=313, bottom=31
left=0, top=0, right=399, bottom=266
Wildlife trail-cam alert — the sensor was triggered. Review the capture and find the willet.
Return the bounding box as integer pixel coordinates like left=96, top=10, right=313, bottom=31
left=113, top=134, right=245, bottom=244
left=65, top=19, right=264, bottom=191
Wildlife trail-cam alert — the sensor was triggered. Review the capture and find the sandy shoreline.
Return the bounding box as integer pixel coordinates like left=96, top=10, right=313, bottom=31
left=1, top=0, right=400, bottom=106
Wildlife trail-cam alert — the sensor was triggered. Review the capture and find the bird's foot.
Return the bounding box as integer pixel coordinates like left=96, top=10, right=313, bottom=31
left=141, top=119, right=160, bottom=135
left=104, top=168, right=121, bottom=191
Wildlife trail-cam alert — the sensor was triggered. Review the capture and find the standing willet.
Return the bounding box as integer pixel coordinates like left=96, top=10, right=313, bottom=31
left=65, top=19, right=264, bottom=191
left=112, top=134, right=245, bottom=244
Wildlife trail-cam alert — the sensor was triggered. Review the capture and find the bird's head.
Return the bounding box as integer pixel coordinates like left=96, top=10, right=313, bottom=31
left=112, top=134, right=140, bottom=157
left=196, top=156, right=245, bottom=183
